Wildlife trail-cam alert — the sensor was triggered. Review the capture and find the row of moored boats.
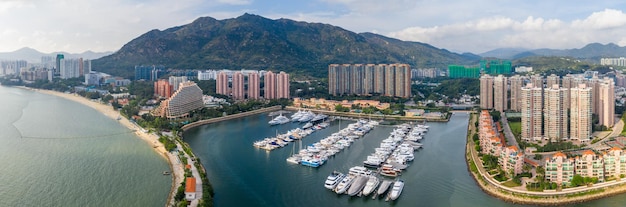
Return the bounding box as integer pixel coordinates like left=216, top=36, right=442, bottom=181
left=253, top=121, right=331, bottom=151
left=324, top=166, right=405, bottom=201
left=268, top=110, right=329, bottom=125
left=286, top=119, right=379, bottom=167
left=324, top=123, right=429, bottom=201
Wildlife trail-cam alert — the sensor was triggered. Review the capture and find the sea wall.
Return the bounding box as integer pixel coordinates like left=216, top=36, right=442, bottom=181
left=464, top=113, right=626, bottom=205
left=181, top=106, right=282, bottom=131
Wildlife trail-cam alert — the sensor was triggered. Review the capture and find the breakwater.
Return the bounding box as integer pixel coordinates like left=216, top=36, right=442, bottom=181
left=181, top=105, right=282, bottom=131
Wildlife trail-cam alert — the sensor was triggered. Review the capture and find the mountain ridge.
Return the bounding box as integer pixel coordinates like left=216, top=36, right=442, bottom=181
left=92, top=13, right=480, bottom=78
left=0, top=47, right=112, bottom=63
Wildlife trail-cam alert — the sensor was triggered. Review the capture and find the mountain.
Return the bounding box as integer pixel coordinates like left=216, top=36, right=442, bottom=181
left=479, top=48, right=529, bottom=59
left=0, top=47, right=112, bottom=63
left=93, top=13, right=479, bottom=78
left=483, top=43, right=626, bottom=61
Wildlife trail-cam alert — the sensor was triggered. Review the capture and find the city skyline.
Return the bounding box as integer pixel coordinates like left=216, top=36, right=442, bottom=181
left=1, top=1, right=626, bottom=54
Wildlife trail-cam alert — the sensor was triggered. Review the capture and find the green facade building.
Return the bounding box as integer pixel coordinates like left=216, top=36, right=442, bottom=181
left=448, top=65, right=480, bottom=78
left=480, top=59, right=512, bottom=75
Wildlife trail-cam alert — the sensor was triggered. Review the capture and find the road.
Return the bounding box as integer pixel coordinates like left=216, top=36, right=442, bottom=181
left=500, top=112, right=519, bottom=148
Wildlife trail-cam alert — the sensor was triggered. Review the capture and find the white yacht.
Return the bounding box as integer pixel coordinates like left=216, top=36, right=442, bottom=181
left=361, top=176, right=380, bottom=196
left=389, top=180, right=404, bottom=201
left=324, top=171, right=345, bottom=190
left=347, top=175, right=368, bottom=196
left=268, top=114, right=290, bottom=125
left=334, top=175, right=354, bottom=194
left=348, top=166, right=372, bottom=176
left=376, top=180, right=392, bottom=196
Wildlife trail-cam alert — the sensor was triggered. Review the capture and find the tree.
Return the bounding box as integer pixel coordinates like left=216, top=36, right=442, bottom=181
left=334, top=105, right=350, bottom=112
left=571, top=174, right=584, bottom=187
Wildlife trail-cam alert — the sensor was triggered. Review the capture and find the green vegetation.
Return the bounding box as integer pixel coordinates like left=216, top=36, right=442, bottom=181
left=564, top=189, right=605, bottom=198
left=508, top=121, right=521, bottom=139
left=413, top=78, right=479, bottom=102
left=503, top=180, right=521, bottom=187
left=513, top=56, right=589, bottom=75
left=482, top=154, right=499, bottom=170
left=158, top=136, right=177, bottom=151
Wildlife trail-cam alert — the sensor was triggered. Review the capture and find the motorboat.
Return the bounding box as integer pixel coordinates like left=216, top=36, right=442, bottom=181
left=268, top=114, right=290, bottom=125
left=298, top=111, right=315, bottom=122
left=379, top=164, right=401, bottom=177
left=361, top=176, right=380, bottom=196
left=348, top=166, right=372, bottom=176
left=324, top=171, right=345, bottom=190
left=334, top=175, right=354, bottom=194
left=286, top=154, right=301, bottom=164
left=363, top=155, right=383, bottom=168
left=376, top=180, right=392, bottom=196
left=291, top=110, right=305, bottom=121
left=347, top=175, right=368, bottom=196
left=389, top=180, right=404, bottom=200
left=302, top=122, right=313, bottom=129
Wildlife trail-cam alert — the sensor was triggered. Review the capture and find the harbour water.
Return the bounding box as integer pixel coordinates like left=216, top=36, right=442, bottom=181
left=184, top=111, right=626, bottom=207
left=0, top=86, right=170, bottom=207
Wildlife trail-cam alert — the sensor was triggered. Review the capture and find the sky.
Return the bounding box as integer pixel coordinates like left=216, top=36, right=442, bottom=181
left=1, top=0, right=626, bottom=54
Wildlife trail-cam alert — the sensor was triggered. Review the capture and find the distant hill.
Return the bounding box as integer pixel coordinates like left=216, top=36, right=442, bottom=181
left=483, top=43, right=626, bottom=62
left=0, top=47, right=112, bottom=63
left=93, top=13, right=480, bottom=78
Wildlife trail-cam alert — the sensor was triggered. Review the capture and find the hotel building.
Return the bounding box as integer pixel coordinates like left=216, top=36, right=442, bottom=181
left=154, top=81, right=204, bottom=119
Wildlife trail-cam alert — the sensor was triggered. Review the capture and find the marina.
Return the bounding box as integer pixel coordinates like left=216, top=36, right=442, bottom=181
left=326, top=122, right=427, bottom=200
left=287, top=119, right=379, bottom=167
left=183, top=112, right=626, bottom=207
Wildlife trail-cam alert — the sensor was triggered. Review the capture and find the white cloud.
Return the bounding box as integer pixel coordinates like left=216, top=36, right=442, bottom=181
left=217, top=0, right=253, bottom=5
left=388, top=8, right=626, bottom=53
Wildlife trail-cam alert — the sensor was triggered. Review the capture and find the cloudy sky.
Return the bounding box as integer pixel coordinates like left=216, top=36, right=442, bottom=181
left=1, top=0, right=626, bottom=54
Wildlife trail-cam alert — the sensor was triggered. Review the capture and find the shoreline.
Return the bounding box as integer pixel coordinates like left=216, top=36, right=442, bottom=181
left=464, top=112, right=626, bottom=205
left=17, top=87, right=183, bottom=207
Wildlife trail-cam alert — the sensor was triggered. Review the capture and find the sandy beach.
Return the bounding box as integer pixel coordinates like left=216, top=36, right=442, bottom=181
left=21, top=87, right=183, bottom=207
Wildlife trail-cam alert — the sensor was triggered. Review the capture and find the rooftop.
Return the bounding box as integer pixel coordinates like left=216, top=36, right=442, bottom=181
left=185, top=177, right=196, bottom=193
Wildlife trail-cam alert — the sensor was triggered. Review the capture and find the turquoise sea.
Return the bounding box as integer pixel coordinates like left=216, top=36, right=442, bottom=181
left=0, top=86, right=170, bottom=207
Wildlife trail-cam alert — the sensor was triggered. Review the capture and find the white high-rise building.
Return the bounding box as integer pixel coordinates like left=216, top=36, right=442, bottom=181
left=544, top=85, right=568, bottom=142
left=599, top=77, right=615, bottom=128
left=60, top=59, right=81, bottom=79
left=493, top=75, right=507, bottom=112
left=570, top=84, right=592, bottom=142
left=521, top=83, right=543, bottom=141
left=169, top=76, right=188, bottom=91
left=198, top=70, right=218, bottom=80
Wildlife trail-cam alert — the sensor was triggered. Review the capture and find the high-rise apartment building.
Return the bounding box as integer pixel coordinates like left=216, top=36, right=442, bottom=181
left=60, top=58, right=81, bottom=79
left=248, top=72, right=260, bottom=100
left=509, top=75, right=524, bottom=112
left=521, top=83, right=543, bottom=141
left=232, top=72, right=245, bottom=100
left=530, top=74, right=543, bottom=89
left=169, top=76, right=188, bottom=91
left=570, top=84, right=592, bottom=142
left=264, top=71, right=277, bottom=99
left=599, top=77, right=615, bottom=128
left=479, top=74, right=494, bottom=109
left=493, top=75, right=507, bottom=112
left=216, top=71, right=229, bottom=96
left=546, top=74, right=560, bottom=88
left=154, top=79, right=173, bottom=98
left=544, top=85, right=568, bottom=142
left=328, top=64, right=410, bottom=98
left=276, top=71, right=290, bottom=99
left=55, top=54, right=64, bottom=75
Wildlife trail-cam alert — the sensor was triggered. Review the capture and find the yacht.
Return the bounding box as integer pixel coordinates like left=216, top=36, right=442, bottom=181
left=361, top=176, right=380, bottom=196
left=376, top=180, right=392, bottom=197
left=363, top=155, right=383, bottom=168
left=389, top=180, right=404, bottom=201
left=302, top=122, right=313, bottom=129
left=348, top=166, right=372, bottom=176
left=324, top=171, right=345, bottom=190
left=291, top=110, right=305, bottom=121
left=347, top=175, right=368, bottom=196
left=298, top=111, right=315, bottom=122
left=286, top=154, right=301, bottom=164
left=379, top=164, right=401, bottom=177
left=268, top=114, right=290, bottom=125
left=334, top=175, right=354, bottom=194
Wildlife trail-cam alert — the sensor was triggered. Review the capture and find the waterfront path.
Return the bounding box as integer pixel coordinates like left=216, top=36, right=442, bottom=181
left=182, top=106, right=282, bottom=131
left=285, top=106, right=449, bottom=122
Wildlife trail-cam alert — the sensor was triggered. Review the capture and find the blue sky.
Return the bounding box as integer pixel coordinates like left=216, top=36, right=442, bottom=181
left=1, top=0, right=626, bottom=54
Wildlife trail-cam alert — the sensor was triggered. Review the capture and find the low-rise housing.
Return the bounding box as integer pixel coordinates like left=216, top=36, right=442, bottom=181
left=545, top=152, right=575, bottom=186
left=499, top=146, right=524, bottom=176
left=293, top=98, right=390, bottom=111
left=185, top=177, right=196, bottom=201
left=575, top=150, right=605, bottom=182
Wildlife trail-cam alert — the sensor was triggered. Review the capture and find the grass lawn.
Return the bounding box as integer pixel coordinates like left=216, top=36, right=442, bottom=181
left=509, top=121, right=521, bottom=139
left=503, top=180, right=521, bottom=187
